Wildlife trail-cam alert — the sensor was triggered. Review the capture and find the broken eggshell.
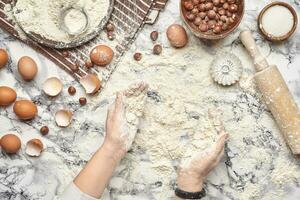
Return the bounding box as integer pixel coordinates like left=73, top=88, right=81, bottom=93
left=79, top=74, right=101, bottom=94
left=43, top=77, right=63, bottom=97
left=55, top=109, right=73, bottom=127
left=25, top=139, right=44, bottom=157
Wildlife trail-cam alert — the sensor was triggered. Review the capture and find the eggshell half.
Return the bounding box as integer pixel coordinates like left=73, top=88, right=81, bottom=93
left=25, top=139, right=44, bottom=157
left=80, top=74, right=101, bottom=94
left=43, top=77, right=63, bottom=97
left=55, top=109, right=73, bottom=127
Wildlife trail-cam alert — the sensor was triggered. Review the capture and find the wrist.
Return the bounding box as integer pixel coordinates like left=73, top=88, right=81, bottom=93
left=101, top=141, right=125, bottom=162
left=177, top=170, right=204, bottom=192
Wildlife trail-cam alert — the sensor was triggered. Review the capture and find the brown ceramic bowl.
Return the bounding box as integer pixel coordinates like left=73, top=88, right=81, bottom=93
left=258, top=2, right=298, bottom=42
left=180, top=0, right=245, bottom=40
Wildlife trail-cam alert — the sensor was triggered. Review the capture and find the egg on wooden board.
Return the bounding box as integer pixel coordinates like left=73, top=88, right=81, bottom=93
left=0, top=134, right=21, bottom=154
left=13, top=100, right=38, bottom=120
left=0, top=48, right=9, bottom=69
left=166, top=24, right=188, bottom=48
left=90, top=45, right=114, bottom=66
left=17, top=56, right=38, bottom=81
left=0, top=86, right=17, bottom=106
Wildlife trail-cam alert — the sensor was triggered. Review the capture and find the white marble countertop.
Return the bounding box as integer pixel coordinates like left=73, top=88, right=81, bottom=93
left=1, top=0, right=300, bottom=199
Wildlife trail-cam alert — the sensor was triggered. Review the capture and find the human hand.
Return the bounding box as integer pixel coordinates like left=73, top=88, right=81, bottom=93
left=177, top=131, right=229, bottom=192
left=103, top=92, right=128, bottom=160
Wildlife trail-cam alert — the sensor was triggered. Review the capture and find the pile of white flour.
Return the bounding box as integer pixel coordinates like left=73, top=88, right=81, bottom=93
left=12, top=0, right=110, bottom=42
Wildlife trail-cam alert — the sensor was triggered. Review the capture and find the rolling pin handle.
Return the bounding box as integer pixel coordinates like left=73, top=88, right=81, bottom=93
left=239, top=30, right=269, bottom=72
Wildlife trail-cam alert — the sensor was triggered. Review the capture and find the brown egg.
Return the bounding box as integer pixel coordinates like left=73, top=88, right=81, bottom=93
left=0, top=49, right=9, bottom=69
left=18, top=56, right=38, bottom=81
left=13, top=100, right=38, bottom=120
left=90, top=45, right=114, bottom=66
left=0, top=134, right=21, bottom=154
left=166, top=24, right=188, bottom=48
left=0, top=86, right=17, bottom=106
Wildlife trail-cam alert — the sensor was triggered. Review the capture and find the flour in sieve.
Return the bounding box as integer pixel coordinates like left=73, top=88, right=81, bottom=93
left=12, top=0, right=110, bottom=42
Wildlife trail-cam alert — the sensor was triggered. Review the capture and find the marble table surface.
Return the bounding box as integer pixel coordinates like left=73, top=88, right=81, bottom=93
left=1, top=0, right=300, bottom=199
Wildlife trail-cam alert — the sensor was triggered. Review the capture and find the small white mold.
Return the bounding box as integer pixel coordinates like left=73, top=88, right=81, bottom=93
left=210, top=52, right=243, bottom=86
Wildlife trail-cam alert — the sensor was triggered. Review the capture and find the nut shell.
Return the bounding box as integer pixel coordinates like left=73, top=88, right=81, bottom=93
left=90, top=45, right=114, bottom=66
left=0, top=134, right=21, bottom=154
left=13, top=100, right=38, bottom=120
left=166, top=24, right=188, bottom=48
left=0, top=86, right=17, bottom=106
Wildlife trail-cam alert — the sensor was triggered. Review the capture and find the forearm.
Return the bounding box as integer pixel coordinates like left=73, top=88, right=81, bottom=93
left=74, top=142, right=123, bottom=198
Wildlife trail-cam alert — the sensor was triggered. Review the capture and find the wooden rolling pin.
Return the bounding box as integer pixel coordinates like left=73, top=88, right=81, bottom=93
left=240, top=30, right=300, bottom=154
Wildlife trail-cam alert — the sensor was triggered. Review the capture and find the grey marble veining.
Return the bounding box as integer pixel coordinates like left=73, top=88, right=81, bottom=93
left=1, top=0, right=300, bottom=199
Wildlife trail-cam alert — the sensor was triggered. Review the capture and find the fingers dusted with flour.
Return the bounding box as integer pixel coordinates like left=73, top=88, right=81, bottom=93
left=177, top=109, right=229, bottom=195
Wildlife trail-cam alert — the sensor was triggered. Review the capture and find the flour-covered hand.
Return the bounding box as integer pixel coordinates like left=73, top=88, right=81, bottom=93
left=177, top=131, right=229, bottom=193
left=104, top=92, right=129, bottom=159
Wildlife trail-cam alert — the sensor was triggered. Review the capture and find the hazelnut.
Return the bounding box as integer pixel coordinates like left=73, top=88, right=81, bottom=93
left=208, top=20, right=216, bottom=29
left=213, top=0, right=220, bottom=6
left=228, top=17, right=235, bottom=24
left=223, top=3, right=229, bottom=10
left=205, top=2, right=213, bottom=10
left=62, top=51, right=70, bottom=57
left=218, top=9, right=226, bottom=15
left=85, top=60, right=93, bottom=68
left=228, top=0, right=236, bottom=4
left=198, top=4, right=206, bottom=12
left=220, top=15, right=227, bottom=22
left=133, top=52, right=142, bottom=61
left=213, top=25, right=222, bottom=34
left=220, top=0, right=226, bottom=3
left=192, top=0, right=200, bottom=4
left=194, top=17, right=202, bottom=25
left=184, top=1, right=194, bottom=10
left=106, top=23, right=114, bottom=32
left=207, top=10, right=216, bottom=19
left=68, top=86, right=76, bottom=95
left=79, top=97, right=87, bottom=105
left=229, top=4, right=238, bottom=13
left=186, top=13, right=196, bottom=21
left=199, top=23, right=208, bottom=32
left=40, top=126, right=49, bottom=136
left=107, top=31, right=115, bottom=40
left=191, top=8, right=199, bottom=14
left=150, top=31, right=159, bottom=41
left=222, top=23, right=229, bottom=31
left=153, top=44, right=162, bottom=55
left=226, top=11, right=233, bottom=17
left=199, top=12, right=206, bottom=19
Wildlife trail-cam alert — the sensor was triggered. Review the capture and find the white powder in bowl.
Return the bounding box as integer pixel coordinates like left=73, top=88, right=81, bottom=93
left=13, top=0, right=110, bottom=43
left=261, top=5, right=294, bottom=37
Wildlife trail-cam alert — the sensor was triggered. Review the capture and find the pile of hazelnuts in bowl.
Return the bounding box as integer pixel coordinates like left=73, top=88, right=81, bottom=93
left=180, top=0, right=244, bottom=40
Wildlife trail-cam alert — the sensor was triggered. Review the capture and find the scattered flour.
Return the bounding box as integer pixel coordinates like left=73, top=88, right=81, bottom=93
left=11, top=0, right=110, bottom=42
left=100, top=39, right=300, bottom=199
